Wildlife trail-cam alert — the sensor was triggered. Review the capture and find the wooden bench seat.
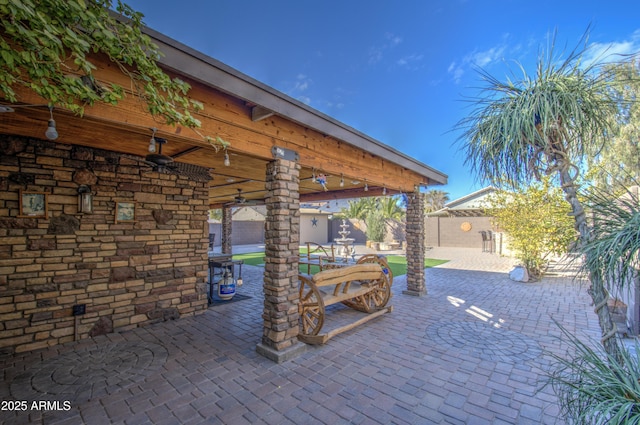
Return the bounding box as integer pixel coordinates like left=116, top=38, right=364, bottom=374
left=317, top=282, right=370, bottom=305
left=297, top=261, right=392, bottom=345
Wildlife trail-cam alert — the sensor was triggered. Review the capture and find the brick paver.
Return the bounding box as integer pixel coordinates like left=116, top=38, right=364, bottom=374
left=0, top=248, right=608, bottom=424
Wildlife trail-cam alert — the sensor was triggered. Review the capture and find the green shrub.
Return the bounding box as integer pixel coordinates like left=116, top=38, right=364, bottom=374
left=366, top=210, right=386, bottom=242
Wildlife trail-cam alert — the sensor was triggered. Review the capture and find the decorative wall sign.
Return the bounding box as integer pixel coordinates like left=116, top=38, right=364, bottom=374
left=115, top=201, right=136, bottom=223
left=271, top=146, right=299, bottom=161
left=19, top=190, right=48, bottom=218
left=460, top=221, right=472, bottom=232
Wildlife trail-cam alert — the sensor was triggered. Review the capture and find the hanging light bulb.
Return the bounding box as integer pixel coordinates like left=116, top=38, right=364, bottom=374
left=148, top=128, right=157, bottom=153
left=364, top=181, right=368, bottom=192
left=224, top=151, right=230, bottom=166
left=45, top=106, right=58, bottom=140
left=382, top=187, right=387, bottom=196
left=311, top=169, right=316, bottom=183
left=340, top=174, right=344, bottom=187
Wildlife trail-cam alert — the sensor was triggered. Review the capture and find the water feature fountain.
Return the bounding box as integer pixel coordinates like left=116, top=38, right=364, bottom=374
left=334, top=219, right=356, bottom=262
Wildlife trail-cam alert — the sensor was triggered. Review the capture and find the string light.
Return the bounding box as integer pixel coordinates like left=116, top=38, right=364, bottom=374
left=224, top=151, right=230, bottom=166
left=340, top=174, right=344, bottom=187
left=148, top=128, right=157, bottom=153
left=45, top=106, right=58, bottom=140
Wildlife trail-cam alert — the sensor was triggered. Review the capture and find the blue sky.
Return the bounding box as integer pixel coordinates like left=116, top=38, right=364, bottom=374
left=125, top=0, right=640, bottom=200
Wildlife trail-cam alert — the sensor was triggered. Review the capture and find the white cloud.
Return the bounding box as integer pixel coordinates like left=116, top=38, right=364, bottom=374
left=284, top=74, right=313, bottom=105
left=293, top=74, right=311, bottom=92
left=368, top=47, right=384, bottom=64
left=466, top=45, right=506, bottom=67
left=584, top=29, right=640, bottom=65
left=448, top=35, right=511, bottom=84
left=325, top=101, right=345, bottom=109
left=448, top=61, right=465, bottom=84
left=386, top=32, right=403, bottom=46
left=397, top=53, right=424, bottom=69
left=368, top=32, right=403, bottom=65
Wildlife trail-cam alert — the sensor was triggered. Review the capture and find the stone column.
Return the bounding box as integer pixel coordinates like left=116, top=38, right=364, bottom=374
left=221, top=205, right=232, bottom=255
left=403, top=188, right=427, bottom=296
left=256, top=158, right=306, bottom=362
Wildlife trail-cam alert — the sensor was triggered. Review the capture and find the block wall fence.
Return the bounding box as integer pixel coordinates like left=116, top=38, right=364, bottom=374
left=0, top=135, right=210, bottom=354
left=425, top=216, right=494, bottom=248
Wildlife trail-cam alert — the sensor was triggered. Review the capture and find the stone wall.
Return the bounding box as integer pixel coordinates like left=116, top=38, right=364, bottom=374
left=404, top=191, right=426, bottom=296
left=0, top=136, right=210, bottom=354
left=257, top=158, right=304, bottom=362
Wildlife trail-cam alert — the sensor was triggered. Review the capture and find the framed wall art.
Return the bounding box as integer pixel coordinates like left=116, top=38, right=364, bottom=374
left=115, top=201, right=136, bottom=223
left=19, top=191, right=48, bottom=218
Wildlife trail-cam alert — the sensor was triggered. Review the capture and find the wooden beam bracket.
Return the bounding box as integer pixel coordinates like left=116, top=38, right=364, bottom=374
left=251, top=105, right=275, bottom=122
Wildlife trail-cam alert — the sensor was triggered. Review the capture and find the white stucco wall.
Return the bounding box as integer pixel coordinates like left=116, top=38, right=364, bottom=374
left=300, top=211, right=329, bottom=244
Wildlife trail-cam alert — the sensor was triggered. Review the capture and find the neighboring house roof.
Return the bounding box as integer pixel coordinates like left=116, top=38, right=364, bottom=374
left=428, top=187, right=496, bottom=217
left=302, top=199, right=354, bottom=213
left=301, top=208, right=332, bottom=215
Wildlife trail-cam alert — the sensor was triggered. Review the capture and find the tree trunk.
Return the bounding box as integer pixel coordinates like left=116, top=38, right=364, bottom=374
left=558, top=167, right=622, bottom=360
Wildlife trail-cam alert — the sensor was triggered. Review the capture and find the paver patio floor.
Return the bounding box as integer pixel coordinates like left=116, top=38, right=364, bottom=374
left=1, top=248, right=604, bottom=424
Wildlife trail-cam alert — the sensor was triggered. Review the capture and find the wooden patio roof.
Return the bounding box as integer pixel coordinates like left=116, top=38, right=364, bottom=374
left=0, top=25, right=447, bottom=208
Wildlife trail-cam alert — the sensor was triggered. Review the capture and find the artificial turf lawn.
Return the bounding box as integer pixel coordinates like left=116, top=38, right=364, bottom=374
left=232, top=251, right=448, bottom=277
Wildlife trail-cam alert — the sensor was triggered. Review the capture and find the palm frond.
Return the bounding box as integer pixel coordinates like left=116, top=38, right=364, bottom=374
left=581, top=185, right=640, bottom=293
left=456, top=29, right=619, bottom=189
left=546, top=321, right=640, bottom=424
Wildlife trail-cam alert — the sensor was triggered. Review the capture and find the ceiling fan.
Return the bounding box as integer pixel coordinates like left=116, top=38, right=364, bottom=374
left=144, top=137, right=174, bottom=171
left=234, top=188, right=246, bottom=204
left=224, top=189, right=260, bottom=207
left=125, top=136, right=212, bottom=181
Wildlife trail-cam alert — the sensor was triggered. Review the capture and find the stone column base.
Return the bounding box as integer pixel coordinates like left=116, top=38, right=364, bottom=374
left=256, top=341, right=307, bottom=363
left=403, top=289, right=427, bottom=297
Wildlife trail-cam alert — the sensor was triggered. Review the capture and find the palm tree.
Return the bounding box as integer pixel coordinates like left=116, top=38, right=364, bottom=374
left=457, top=32, right=623, bottom=358
left=338, top=198, right=375, bottom=220
left=424, top=190, right=450, bottom=213
left=378, top=196, right=405, bottom=220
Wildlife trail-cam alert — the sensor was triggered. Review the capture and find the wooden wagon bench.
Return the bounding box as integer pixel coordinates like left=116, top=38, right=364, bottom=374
left=297, top=256, right=393, bottom=345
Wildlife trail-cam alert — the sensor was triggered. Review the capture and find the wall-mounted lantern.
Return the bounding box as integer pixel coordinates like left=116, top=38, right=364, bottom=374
left=78, top=185, right=93, bottom=214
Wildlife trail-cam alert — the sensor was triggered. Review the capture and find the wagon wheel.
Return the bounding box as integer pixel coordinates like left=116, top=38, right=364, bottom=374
left=354, top=255, right=392, bottom=311
left=357, top=254, right=393, bottom=286
left=364, top=275, right=392, bottom=309
left=298, top=275, right=325, bottom=336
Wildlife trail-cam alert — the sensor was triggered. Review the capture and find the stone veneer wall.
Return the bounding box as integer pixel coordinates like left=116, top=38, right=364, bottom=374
left=0, top=136, right=210, bottom=354
left=257, top=158, right=304, bottom=362
left=404, top=191, right=426, bottom=296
